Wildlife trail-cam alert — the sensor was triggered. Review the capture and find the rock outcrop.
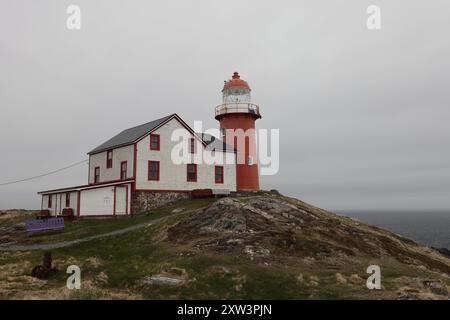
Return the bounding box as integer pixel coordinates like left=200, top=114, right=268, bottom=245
left=168, top=193, right=450, bottom=274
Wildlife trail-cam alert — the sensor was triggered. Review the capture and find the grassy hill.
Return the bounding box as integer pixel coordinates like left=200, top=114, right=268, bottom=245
left=1, top=192, right=449, bottom=300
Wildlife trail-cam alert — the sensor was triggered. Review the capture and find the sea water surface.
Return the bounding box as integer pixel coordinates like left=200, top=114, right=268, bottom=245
left=338, top=210, right=450, bottom=250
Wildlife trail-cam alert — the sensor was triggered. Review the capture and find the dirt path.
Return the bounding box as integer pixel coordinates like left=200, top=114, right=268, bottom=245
left=0, top=214, right=175, bottom=252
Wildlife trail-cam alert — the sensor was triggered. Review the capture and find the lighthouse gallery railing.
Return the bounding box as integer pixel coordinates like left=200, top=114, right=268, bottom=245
left=214, top=103, right=260, bottom=117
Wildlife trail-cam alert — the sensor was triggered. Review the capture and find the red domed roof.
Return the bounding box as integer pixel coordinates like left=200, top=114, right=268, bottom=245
left=222, top=72, right=251, bottom=91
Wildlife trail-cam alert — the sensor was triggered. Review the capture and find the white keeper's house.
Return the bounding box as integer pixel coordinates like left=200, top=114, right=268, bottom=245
left=38, top=72, right=262, bottom=217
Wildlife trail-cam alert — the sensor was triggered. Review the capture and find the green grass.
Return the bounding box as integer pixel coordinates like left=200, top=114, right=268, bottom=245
left=7, top=198, right=215, bottom=245
left=0, top=210, right=37, bottom=228
left=2, top=209, right=316, bottom=299
left=1, top=196, right=450, bottom=300
left=3, top=215, right=441, bottom=300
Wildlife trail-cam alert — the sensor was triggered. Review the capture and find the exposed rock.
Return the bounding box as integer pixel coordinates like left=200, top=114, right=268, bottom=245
left=226, top=238, right=244, bottom=245
left=432, top=247, right=450, bottom=258
left=349, top=274, right=363, bottom=284
left=243, top=245, right=270, bottom=260
left=422, top=280, right=448, bottom=296
left=217, top=266, right=232, bottom=274
left=397, top=287, right=420, bottom=300
left=170, top=198, right=247, bottom=235
left=141, top=275, right=185, bottom=286
left=336, top=273, right=347, bottom=284
left=141, top=267, right=189, bottom=286
left=232, top=274, right=247, bottom=292
left=85, top=257, right=101, bottom=268
left=167, top=195, right=450, bottom=277
left=96, top=272, right=109, bottom=285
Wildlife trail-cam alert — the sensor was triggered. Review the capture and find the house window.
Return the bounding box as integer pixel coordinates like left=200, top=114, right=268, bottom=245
left=120, top=161, right=127, bottom=180
left=189, top=138, right=196, bottom=154
left=187, top=164, right=197, bottom=182
left=48, top=195, right=52, bottom=208
left=215, top=166, right=224, bottom=184
left=150, top=134, right=160, bottom=151
left=94, top=167, right=100, bottom=184
left=106, top=150, right=113, bottom=168
left=65, top=193, right=70, bottom=207
left=148, top=161, right=160, bottom=181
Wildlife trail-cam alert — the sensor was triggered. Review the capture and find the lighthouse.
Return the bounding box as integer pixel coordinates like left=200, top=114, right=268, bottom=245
left=215, top=72, right=261, bottom=191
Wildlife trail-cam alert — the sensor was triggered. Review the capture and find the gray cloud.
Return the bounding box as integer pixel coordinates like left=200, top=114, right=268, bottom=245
left=1, top=0, right=449, bottom=210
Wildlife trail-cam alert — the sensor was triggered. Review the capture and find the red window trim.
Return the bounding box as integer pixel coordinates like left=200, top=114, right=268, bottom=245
left=77, top=191, right=81, bottom=217
left=148, top=161, right=160, bottom=181
left=106, top=150, right=113, bottom=168
left=120, top=161, right=127, bottom=180
left=150, top=134, right=160, bottom=151
left=65, top=192, right=70, bottom=207
left=48, top=195, right=52, bottom=208
left=215, top=165, right=224, bottom=184
left=94, top=166, right=100, bottom=184
left=186, top=163, right=197, bottom=182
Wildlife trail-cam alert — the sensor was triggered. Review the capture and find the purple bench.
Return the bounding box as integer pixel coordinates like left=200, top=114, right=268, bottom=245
left=25, top=217, right=65, bottom=233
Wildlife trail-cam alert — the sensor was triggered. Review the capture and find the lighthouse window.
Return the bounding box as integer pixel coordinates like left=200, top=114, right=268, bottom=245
left=215, top=166, right=224, bottom=184
left=106, top=150, right=113, bottom=168
left=148, top=161, right=160, bottom=181
left=187, top=164, right=197, bottom=182
left=150, top=134, right=160, bottom=151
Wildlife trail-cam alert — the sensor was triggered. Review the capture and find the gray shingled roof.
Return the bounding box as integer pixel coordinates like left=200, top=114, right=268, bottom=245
left=200, top=133, right=236, bottom=153
left=88, top=113, right=236, bottom=155
left=88, top=114, right=175, bottom=154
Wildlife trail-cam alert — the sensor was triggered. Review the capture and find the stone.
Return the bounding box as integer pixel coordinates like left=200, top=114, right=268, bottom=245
left=143, top=275, right=185, bottom=285
left=133, top=191, right=189, bottom=213
left=422, top=280, right=448, bottom=296
left=349, top=274, right=363, bottom=284
left=336, top=273, right=347, bottom=284
left=96, top=272, right=109, bottom=284
left=397, top=287, right=420, bottom=300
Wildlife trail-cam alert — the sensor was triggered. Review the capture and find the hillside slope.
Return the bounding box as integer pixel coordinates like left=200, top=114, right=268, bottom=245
left=169, top=194, right=450, bottom=272
left=167, top=192, right=450, bottom=299
left=1, top=193, right=449, bottom=300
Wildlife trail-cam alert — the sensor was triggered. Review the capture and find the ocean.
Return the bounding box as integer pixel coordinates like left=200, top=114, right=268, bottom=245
left=338, top=210, right=450, bottom=250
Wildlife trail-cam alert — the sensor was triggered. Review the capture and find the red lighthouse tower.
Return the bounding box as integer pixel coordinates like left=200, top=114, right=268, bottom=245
left=215, top=72, right=261, bottom=191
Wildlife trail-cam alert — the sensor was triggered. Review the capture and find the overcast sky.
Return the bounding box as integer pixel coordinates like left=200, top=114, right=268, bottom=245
left=1, top=1, right=449, bottom=211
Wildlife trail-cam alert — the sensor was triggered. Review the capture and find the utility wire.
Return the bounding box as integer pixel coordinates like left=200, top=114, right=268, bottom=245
left=0, top=159, right=88, bottom=186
